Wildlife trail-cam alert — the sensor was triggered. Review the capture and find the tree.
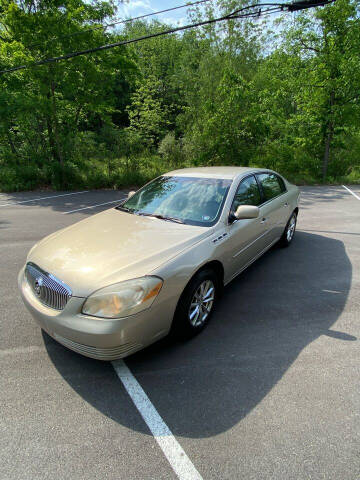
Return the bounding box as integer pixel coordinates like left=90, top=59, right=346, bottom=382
left=127, top=75, right=171, bottom=147
left=1, top=0, right=359, bottom=191
left=285, top=0, right=360, bottom=179
left=0, top=0, right=135, bottom=172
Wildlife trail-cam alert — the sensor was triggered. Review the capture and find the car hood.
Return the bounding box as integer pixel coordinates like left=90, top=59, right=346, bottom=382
left=27, top=208, right=211, bottom=297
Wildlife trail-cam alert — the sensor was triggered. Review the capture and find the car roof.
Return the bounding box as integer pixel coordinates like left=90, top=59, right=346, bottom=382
left=164, top=166, right=265, bottom=180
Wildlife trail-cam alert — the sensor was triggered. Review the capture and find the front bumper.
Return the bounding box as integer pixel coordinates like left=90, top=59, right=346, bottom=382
left=18, top=268, right=171, bottom=361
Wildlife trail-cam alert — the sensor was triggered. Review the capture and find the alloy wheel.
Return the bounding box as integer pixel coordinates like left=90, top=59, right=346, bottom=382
left=286, top=214, right=296, bottom=242
left=188, top=280, right=215, bottom=327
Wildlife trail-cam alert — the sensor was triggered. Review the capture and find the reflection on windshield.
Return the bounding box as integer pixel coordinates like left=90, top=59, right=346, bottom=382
left=117, top=176, right=232, bottom=227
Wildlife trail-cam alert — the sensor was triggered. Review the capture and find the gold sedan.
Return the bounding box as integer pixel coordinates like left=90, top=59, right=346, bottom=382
left=19, top=167, right=300, bottom=360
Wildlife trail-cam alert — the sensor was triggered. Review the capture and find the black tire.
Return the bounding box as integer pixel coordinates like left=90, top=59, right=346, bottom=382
left=279, top=211, right=297, bottom=247
left=171, top=268, right=220, bottom=339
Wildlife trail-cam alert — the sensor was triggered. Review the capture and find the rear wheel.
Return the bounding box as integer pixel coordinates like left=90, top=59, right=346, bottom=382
left=279, top=211, right=297, bottom=247
left=171, top=268, right=219, bottom=338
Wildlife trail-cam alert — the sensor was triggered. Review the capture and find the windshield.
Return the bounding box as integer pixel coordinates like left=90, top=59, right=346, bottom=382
left=117, top=176, right=232, bottom=227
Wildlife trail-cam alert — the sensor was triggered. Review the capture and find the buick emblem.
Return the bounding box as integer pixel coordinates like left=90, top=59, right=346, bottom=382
left=34, top=277, right=43, bottom=296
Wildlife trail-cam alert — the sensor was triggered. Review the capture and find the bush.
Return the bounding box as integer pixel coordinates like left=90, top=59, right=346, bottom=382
left=1, top=141, right=359, bottom=192
left=0, top=162, right=46, bottom=191
left=158, top=132, right=185, bottom=167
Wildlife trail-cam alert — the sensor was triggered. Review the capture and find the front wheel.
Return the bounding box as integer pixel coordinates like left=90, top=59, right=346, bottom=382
left=171, top=268, right=219, bottom=339
left=279, top=211, right=297, bottom=247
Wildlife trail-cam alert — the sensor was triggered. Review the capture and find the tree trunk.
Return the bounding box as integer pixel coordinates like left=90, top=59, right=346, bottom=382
left=37, top=118, right=47, bottom=155
left=47, top=115, right=61, bottom=163
left=46, top=80, right=63, bottom=165
left=74, top=105, right=82, bottom=127
left=322, top=91, right=335, bottom=181
left=7, top=131, right=19, bottom=160
left=50, top=81, right=63, bottom=165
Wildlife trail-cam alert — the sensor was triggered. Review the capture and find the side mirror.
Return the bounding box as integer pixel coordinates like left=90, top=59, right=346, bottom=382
left=231, top=205, right=259, bottom=222
left=127, top=190, right=136, bottom=199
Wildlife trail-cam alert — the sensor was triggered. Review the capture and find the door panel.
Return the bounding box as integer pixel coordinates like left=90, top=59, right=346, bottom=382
left=256, top=173, right=289, bottom=241
left=258, top=198, right=284, bottom=242
left=222, top=175, right=270, bottom=280
left=223, top=217, right=271, bottom=280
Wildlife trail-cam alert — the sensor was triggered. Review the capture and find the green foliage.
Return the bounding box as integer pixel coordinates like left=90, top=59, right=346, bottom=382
left=158, top=132, right=185, bottom=167
left=0, top=0, right=359, bottom=191
left=127, top=76, right=171, bottom=147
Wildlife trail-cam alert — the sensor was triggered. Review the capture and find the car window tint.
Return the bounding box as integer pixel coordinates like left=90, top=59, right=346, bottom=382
left=232, top=175, right=261, bottom=211
left=257, top=173, right=283, bottom=201
left=277, top=175, right=286, bottom=192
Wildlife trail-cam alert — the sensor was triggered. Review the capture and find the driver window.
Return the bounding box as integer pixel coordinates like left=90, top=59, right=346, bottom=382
left=232, top=175, right=261, bottom=212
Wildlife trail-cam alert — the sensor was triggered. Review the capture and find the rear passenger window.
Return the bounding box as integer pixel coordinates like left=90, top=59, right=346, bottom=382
left=257, top=173, right=285, bottom=201
left=232, top=175, right=261, bottom=211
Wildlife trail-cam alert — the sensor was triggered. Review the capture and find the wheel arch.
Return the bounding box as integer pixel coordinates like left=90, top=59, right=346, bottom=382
left=171, top=259, right=224, bottom=335
left=196, top=260, right=224, bottom=286
left=178, top=259, right=225, bottom=302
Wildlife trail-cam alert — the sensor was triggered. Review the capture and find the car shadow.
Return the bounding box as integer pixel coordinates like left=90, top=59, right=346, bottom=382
left=43, top=231, right=353, bottom=438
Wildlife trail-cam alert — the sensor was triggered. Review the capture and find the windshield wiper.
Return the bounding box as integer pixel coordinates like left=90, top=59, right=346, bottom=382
left=116, top=205, right=133, bottom=213
left=137, top=212, right=185, bottom=224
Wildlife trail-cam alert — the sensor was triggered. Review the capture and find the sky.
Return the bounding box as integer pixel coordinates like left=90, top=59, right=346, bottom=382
left=113, top=1, right=288, bottom=31
left=115, top=0, right=197, bottom=27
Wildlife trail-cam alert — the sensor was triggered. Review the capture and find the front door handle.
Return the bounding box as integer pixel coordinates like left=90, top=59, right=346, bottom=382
left=283, top=202, right=289, bottom=207
left=260, top=217, right=268, bottom=224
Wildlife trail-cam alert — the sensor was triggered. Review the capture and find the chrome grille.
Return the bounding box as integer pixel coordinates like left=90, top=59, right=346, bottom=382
left=25, top=262, right=72, bottom=311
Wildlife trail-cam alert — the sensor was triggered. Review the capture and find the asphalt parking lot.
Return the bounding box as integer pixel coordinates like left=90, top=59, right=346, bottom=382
left=1, top=185, right=359, bottom=480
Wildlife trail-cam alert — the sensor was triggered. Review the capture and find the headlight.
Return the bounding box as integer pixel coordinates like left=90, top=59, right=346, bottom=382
left=82, top=276, right=163, bottom=319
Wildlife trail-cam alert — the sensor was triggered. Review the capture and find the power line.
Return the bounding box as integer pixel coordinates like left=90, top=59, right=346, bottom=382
left=0, top=0, right=335, bottom=75
left=27, top=0, right=213, bottom=49
left=3, top=6, right=253, bottom=74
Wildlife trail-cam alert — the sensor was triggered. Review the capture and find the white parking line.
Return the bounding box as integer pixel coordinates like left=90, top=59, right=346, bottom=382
left=112, top=360, right=203, bottom=480
left=342, top=185, right=360, bottom=201
left=0, top=190, right=89, bottom=207
left=63, top=198, right=125, bottom=214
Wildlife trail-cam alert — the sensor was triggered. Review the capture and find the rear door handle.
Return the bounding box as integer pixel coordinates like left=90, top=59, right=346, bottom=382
left=260, top=217, right=268, bottom=224
left=283, top=202, right=289, bottom=207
